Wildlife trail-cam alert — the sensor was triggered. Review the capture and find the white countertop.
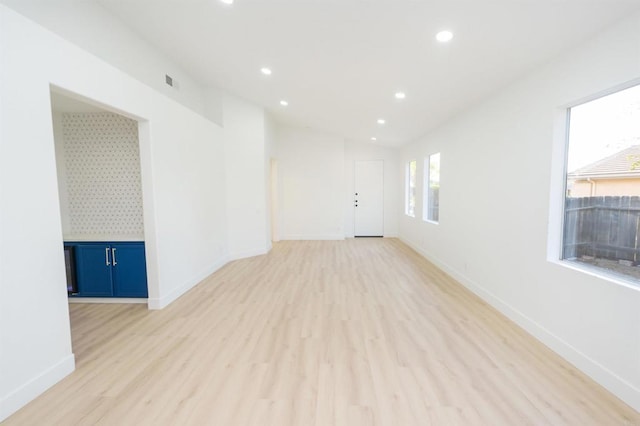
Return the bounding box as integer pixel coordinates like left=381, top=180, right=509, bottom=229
left=63, top=234, right=145, bottom=242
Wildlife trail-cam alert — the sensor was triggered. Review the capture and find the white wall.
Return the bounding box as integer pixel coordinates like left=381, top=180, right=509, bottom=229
left=204, top=86, right=225, bottom=127
left=264, top=114, right=277, bottom=244
left=0, top=0, right=211, bottom=119
left=273, top=127, right=400, bottom=240
left=345, top=141, right=400, bottom=238
left=0, top=5, right=229, bottom=420
left=147, top=100, right=227, bottom=309
left=223, top=95, right=270, bottom=259
left=275, top=125, right=346, bottom=240
left=399, top=13, right=640, bottom=411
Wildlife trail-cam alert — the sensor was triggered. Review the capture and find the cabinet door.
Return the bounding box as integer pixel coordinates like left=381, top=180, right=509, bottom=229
left=74, top=244, right=113, bottom=297
left=111, top=243, right=148, bottom=298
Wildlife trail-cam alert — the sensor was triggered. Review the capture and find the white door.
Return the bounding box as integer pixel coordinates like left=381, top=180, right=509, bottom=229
left=354, top=160, right=384, bottom=237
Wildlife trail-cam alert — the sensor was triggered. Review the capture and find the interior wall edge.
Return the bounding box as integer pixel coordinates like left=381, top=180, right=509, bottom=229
left=147, top=254, right=230, bottom=310
left=228, top=246, right=271, bottom=262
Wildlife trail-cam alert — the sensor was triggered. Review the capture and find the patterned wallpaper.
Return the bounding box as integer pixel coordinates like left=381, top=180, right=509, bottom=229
left=62, top=112, right=144, bottom=237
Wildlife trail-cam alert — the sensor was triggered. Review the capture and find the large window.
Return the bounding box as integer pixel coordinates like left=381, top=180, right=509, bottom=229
left=405, top=160, right=417, bottom=217
left=563, top=84, right=640, bottom=283
left=423, top=153, right=440, bottom=223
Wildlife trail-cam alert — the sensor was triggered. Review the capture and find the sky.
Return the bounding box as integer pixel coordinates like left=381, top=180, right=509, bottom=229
left=567, top=83, right=640, bottom=172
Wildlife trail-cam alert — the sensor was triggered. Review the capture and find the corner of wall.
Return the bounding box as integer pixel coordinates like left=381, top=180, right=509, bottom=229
left=148, top=253, right=230, bottom=310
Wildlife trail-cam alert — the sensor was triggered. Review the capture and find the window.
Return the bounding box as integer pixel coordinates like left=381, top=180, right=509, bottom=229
left=423, top=153, right=440, bottom=223
left=562, top=84, right=640, bottom=283
left=405, top=160, right=417, bottom=217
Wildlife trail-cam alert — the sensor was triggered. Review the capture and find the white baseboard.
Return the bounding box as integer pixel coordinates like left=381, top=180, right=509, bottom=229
left=345, top=234, right=398, bottom=239
left=0, top=354, right=75, bottom=422
left=399, top=235, right=640, bottom=412
left=69, top=298, right=147, bottom=304
left=148, top=254, right=230, bottom=310
left=280, top=234, right=345, bottom=240
left=229, top=246, right=270, bottom=261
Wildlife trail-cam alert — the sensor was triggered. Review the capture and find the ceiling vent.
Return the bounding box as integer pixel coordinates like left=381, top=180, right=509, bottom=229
left=165, top=74, right=174, bottom=87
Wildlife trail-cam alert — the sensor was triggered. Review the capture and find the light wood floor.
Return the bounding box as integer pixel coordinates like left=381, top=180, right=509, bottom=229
left=5, top=239, right=639, bottom=425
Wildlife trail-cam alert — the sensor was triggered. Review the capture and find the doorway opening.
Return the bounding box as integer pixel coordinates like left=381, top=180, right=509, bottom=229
left=50, top=87, right=153, bottom=359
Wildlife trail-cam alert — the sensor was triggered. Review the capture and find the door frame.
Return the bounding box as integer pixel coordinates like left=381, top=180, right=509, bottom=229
left=353, top=159, right=384, bottom=237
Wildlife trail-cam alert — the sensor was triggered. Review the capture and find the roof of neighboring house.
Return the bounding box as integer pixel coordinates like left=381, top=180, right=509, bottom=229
left=568, top=144, right=640, bottom=179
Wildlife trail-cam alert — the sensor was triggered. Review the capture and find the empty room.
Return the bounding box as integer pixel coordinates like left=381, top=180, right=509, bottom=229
left=1, top=1, right=640, bottom=424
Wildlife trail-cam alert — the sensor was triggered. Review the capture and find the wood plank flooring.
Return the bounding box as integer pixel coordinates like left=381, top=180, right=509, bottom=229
left=5, top=239, right=639, bottom=425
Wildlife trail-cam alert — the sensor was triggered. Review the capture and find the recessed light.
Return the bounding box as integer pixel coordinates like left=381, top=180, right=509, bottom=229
left=371, top=137, right=377, bottom=141
left=377, top=119, right=386, bottom=125
left=436, top=30, right=454, bottom=42
left=260, top=67, right=272, bottom=76
left=395, top=92, right=406, bottom=100
left=219, top=0, right=233, bottom=4
left=280, top=100, right=288, bottom=106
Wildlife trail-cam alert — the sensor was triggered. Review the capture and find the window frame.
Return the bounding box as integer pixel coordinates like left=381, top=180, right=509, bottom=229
left=423, top=152, right=440, bottom=224
left=405, top=159, right=417, bottom=217
left=553, top=81, right=640, bottom=288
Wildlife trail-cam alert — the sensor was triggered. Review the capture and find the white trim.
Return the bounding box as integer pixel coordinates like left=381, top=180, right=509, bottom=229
left=280, top=234, right=345, bottom=241
left=547, top=107, right=570, bottom=262
left=0, top=354, right=75, bottom=422
left=550, top=259, right=640, bottom=292
left=562, top=77, right=640, bottom=110
left=346, top=234, right=398, bottom=239
left=423, top=152, right=440, bottom=223
left=229, top=246, right=271, bottom=261
left=147, top=255, right=229, bottom=310
left=68, top=297, right=147, bottom=304
left=400, top=235, right=640, bottom=412
left=405, top=159, right=417, bottom=217
left=62, top=235, right=144, bottom=242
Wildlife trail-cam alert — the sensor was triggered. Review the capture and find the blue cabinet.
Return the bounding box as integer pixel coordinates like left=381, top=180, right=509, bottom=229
left=111, top=243, right=148, bottom=298
left=74, top=244, right=113, bottom=296
left=68, top=242, right=148, bottom=298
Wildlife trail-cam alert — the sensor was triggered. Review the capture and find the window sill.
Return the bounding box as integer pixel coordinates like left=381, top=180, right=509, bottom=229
left=550, top=258, right=640, bottom=292
left=423, top=219, right=439, bottom=225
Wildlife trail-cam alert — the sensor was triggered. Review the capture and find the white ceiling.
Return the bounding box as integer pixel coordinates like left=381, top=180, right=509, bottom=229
left=92, top=0, right=640, bottom=146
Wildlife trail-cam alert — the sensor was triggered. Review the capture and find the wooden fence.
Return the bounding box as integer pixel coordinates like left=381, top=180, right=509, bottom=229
left=564, top=196, right=640, bottom=263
